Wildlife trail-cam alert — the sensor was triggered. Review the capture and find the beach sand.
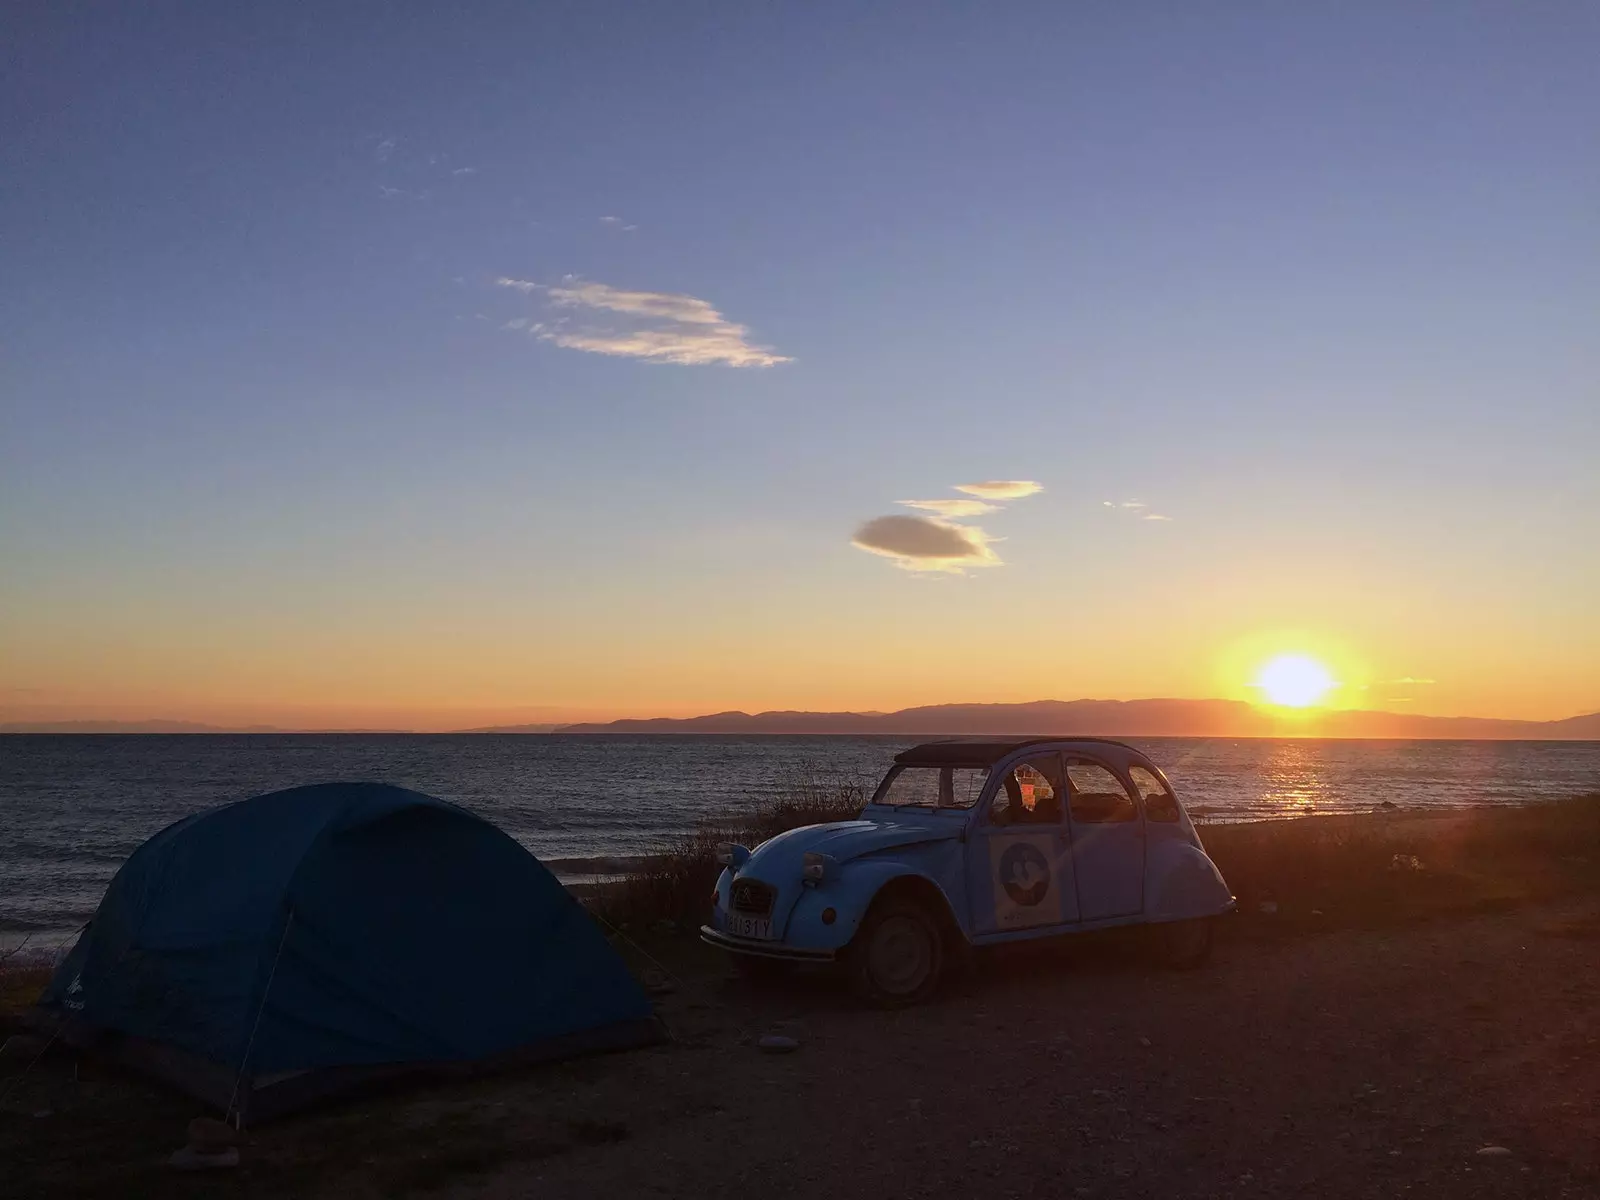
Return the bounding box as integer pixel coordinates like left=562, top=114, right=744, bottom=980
left=4, top=803, right=1598, bottom=1198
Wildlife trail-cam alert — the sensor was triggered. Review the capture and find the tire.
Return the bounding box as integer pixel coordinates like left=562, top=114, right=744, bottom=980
left=1153, top=917, right=1214, bottom=969
left=848, top=898, right=945, bottom=1008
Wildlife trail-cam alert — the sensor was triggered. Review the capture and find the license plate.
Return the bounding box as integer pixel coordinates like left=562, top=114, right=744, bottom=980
left=726, top=913, right=773, bottom=940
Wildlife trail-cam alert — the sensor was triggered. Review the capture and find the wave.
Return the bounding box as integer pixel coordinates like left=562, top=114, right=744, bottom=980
left=0, top=916, right=53, bottom=932
left=543, top=853, right=653, bottom=879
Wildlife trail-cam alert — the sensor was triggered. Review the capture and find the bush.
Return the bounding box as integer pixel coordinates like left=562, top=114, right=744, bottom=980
left=1201, top=793, right=1600, bottom=927
left=597, top=763, right=869, bottom=927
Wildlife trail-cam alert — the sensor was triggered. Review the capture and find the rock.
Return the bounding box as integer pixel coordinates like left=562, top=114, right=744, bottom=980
left=642, top=970, right=677, bottom=996
left=1258, top=900, right=1279, bottom=915
left=187, top=1117, right=238, bottom=1152
left=758, top=1035, right=800, bottom=1053
left=1138, top=1037, right=1152, bottom=1048
left=1476, top=1146, right=1513, bottom=1157
left=170, top=1146, right=240, bottom=1171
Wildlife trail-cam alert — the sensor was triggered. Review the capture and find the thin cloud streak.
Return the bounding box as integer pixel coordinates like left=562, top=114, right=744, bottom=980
left=497, top=278, right=790, bottom=368
left=955, top=480, right=1043, bottom=500
left=898, top=498, right=1000, bottom=517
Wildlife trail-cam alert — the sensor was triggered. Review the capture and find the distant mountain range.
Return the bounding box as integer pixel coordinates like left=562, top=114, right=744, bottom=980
left=7, top=700, right=1598, bottom=738
left=512, top=698, right=1600, bottom=740
left=0, top=720, right=400, bottom=734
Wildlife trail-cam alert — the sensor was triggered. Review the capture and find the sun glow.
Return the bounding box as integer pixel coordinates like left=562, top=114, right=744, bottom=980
left=1255, top=654, right=1336, bottom=708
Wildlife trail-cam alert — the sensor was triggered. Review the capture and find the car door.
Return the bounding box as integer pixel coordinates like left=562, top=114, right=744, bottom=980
left=1064, top=756, right=1145, bottom=921
left=967, top=753, right=1080, bottom=935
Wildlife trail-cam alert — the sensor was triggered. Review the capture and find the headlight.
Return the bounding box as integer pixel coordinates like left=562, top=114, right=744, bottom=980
left=802, top=852, right=831, bottom=882
left=715, top=843, right=750, bottom=867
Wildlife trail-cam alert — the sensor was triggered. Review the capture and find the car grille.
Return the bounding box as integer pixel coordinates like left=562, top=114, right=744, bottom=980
left=730, top=879, right=775, bottom=916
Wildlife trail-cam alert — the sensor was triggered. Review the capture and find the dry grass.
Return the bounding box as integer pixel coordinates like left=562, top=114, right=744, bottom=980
left=1202, top=792, right=1600, bottom=931
left=591, top=762, right=870, bottom=927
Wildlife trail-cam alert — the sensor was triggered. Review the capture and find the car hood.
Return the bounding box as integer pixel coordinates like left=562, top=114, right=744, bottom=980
left=746, top=817, right=960, bottom=872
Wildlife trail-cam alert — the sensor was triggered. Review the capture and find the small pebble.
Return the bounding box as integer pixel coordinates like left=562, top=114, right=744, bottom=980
left=169, top=1146, right=240, bottom=1171
left=758, top=1034, right=800, bottom=1053
left=1476, top=1146, right=1513, bottom=1157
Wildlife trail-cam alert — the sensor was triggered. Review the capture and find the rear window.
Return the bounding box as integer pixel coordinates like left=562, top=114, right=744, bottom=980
left=1129, top=765, right=1180, bottom=823
left=1065, top=759, right=1138, bottom=824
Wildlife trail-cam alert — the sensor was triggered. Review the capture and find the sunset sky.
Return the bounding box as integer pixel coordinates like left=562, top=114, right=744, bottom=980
left=3, top=5, right=1597, bottom=729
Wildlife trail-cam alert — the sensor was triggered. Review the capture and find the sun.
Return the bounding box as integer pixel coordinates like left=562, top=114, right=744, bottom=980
left=1255, top=654, right=1336, bottom=708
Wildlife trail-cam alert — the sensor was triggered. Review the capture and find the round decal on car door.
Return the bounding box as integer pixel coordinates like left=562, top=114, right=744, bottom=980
left=998, top=842, right=1051, bottom=906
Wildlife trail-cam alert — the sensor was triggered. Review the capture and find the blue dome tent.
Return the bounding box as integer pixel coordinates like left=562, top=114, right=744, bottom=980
left=38, top=782, right=662, bottom=1121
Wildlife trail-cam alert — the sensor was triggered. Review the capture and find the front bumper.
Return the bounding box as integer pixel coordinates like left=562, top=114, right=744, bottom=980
left=699, top=925, right=838, bottom=962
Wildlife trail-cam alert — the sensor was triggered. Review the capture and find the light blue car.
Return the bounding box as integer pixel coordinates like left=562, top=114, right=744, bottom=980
left=700, top=738, right=1235, bottom=1005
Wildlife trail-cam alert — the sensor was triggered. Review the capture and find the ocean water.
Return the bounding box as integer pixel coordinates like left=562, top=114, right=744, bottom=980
left=2, top=734, right=1597, bottom=953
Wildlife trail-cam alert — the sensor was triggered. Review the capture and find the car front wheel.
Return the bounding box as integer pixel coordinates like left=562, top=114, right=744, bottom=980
left=849, top=898, right=944, bottom=1007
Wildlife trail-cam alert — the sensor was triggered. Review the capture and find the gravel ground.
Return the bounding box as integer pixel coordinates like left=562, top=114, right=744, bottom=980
left=473, top=902, right=1600, bottom=1200
left=6, top=901, right=1598, bottom=1199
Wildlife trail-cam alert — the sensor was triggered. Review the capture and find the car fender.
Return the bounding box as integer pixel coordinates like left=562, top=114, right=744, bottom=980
left=1144, top=839, right=1234, bottom=922
left=783, top=854, right=967, bottom=953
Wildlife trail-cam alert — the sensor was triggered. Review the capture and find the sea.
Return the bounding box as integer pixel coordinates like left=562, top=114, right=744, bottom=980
left=3, top=734, right=1598, bottom=955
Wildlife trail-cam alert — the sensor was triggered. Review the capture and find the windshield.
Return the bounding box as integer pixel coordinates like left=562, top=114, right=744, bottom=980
left=873, top=765, right=990, bottom=809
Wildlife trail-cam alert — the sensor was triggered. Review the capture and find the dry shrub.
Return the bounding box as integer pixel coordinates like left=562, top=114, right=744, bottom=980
left=0, top=939, right=53, bottom=1031
left=1203, top=793, right=1600, bottom=927
left=597, top=763, right=870, bottom=927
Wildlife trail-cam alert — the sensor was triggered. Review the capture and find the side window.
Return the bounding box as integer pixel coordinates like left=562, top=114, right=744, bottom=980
left=988, top=755, right=1064, bottom=827
left=1128, top=765, right=1180, bottom=823
left=1065, top=759, right=1138, bottom=824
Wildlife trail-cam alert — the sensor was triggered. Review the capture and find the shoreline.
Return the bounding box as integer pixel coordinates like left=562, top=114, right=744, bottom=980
left=3, top=797, right=1596, bottom=960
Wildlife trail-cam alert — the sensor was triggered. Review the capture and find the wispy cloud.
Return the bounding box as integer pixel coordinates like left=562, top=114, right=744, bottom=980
left=898, top=498, right=999, bottom=518
left=857, top=479, right=1043, bottom=572
left=851, top=515, right=1000, bottom=574
left=374, top=136, right=397, bottom=162
left=955, top=480, right=1043, bottom=500
left=1104, top=499, right=1172, bottom=522
left=452, top=166, right=478, bottom=176
left=495, top=278, right=791, bottom=368
left=1385, top=677, right=1437, bottom=685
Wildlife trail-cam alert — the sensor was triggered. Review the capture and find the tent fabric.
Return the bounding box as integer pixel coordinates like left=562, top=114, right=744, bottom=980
left=40, top=782, right=661, bottom=1119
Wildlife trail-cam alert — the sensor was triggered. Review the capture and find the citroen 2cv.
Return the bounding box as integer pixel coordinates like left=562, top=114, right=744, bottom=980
left=700, top=739, right=1235, bottom=1005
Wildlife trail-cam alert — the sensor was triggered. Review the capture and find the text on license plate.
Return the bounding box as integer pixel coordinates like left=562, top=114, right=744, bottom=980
left=726, top=913, right=773, bottom=939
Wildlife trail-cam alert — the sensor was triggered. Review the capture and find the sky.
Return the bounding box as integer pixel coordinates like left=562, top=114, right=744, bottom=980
left=3, top=3, right=1597, bottom=729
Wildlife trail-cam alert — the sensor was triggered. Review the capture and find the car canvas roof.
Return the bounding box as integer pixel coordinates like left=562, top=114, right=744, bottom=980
left=892, top=737, right=1141, bottom=767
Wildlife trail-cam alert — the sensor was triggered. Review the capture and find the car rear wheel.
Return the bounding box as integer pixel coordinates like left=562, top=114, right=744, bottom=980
left=849, top=899, right=944, bottom=1007
left=1153, top=917, right=1214, bottom=969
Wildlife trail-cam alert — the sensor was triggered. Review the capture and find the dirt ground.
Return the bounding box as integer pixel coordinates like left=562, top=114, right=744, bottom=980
left=6, top=898, right=1599, bottom=1200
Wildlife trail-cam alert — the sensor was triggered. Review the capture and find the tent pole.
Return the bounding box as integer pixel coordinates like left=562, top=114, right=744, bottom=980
left=225, top=909, right=294, bottom=1129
